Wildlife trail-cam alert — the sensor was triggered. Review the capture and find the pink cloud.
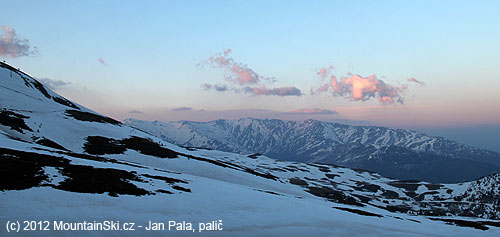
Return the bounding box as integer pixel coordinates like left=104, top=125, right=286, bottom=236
left=311, top=65, right=337, bottom=95
left=408, top=77, right=425, bottom=86
left=229, top=64, right=260, bottom=84
left=313, top=66, right=408, bottom=104
left=310, top=83, right=330, bottom=95
left=0, top=25, right=37, bottom=58
left=200, top=49, right=274, bottom=85
left=317, top=65, right=334, bottom=79
left=199, top=49, right=300, bottom=97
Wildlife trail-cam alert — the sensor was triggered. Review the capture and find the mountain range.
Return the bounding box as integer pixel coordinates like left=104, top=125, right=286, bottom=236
left=1, top=61, right=500, bottom=235
left=124, top=118, right=500, bottom=183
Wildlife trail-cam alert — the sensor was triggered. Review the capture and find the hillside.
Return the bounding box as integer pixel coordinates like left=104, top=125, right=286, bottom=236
left=1, top=62, right=500, bottom=235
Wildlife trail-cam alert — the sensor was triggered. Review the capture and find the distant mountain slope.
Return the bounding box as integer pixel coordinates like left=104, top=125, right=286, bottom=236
left=2, top=62, right=500, bottom=235
left=125, top=118, right=500, bottom=183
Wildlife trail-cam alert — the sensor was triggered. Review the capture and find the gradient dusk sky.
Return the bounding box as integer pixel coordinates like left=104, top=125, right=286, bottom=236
left=1, top=1, right=500, bottom=149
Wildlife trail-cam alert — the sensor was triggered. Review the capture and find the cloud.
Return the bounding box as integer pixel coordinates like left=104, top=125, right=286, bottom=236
left=285, top=108, right=339, bottom=115
left=199, top=50, right=303, bottom=97
left=37, top=78, right=71, bottom=90
left=243, top=85, right=302, bottom=97
left=98, top=58, right=109, bottom=66
left=310, top=83, right=330, bottom=95
left=128, top=110, right=143, bottom=114
left=0, top=25, right=37, bottom=58
left=172, top=107, right=193, bottom=112
left=199, top=49, right=275, bottom=85
left=317, top=65, right=334, bottom=79
left=199, top=49, right=302, bottom=97
left=310, top=65, right=334, bottom=95
left=201, top=83, right=229, bottom=92
left=313, top=66, right=408, bottom=104
left=203, top=83, right=302, bottom=97
left=407, top=77, right=425, bottom=86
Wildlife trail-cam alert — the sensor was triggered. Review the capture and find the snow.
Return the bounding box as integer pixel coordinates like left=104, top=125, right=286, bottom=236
left=1, top=63, right=500, bottom=236
left=128, top=118, right=496, bottom=161
left=1, top=188, right=488, bottom=236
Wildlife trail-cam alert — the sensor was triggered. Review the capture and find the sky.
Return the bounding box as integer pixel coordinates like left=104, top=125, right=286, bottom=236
left=1, top=0, right=500, bottom=150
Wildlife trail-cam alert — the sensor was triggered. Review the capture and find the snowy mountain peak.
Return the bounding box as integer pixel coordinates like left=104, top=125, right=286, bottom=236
left=2, top=62, right=500, bottom=235
left=125, top=117, right=500, bottom=183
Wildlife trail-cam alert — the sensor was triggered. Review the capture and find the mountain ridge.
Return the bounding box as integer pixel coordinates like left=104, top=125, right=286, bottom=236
left=124, top=117, right=500, bottom=183
left=2, top=61, right=500, bottom=235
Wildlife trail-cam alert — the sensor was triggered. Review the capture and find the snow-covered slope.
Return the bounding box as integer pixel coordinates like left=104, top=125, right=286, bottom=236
left=1, top=62, right=500, bottom=236
left=124, top=118, right=500, bottom=183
